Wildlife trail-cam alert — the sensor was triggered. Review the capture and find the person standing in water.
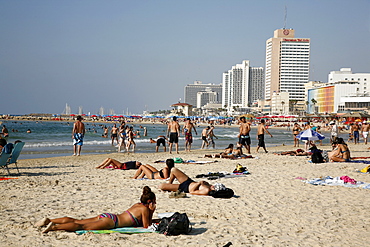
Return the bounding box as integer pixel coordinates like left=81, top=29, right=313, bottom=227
left=256, top=119, right=273, bottom=153
left=72, top=116, right=85, bottom=156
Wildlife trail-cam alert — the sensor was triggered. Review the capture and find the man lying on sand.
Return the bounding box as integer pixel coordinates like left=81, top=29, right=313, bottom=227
left=96, top=159, right=142, bottom=169
left=159, top=167, right=234, bottom=198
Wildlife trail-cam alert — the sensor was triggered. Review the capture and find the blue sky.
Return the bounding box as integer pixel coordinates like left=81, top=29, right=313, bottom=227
left=1, top=0, right=369, bottom=115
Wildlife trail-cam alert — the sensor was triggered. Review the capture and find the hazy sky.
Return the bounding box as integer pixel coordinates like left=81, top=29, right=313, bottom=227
left=1, top=0, right=369, bottom=115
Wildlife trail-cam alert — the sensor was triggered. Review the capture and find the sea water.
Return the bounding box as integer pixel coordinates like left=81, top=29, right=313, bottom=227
left=1, top=120, right=335, bottom=160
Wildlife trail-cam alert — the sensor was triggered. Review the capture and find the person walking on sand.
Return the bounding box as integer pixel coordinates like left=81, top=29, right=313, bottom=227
left=35, top=186, right=156, bottom=233
left=167, top=116, right=180, bottom=154
left=256, top=119, right=273, bottom=153
left=111, top=124, right=119, bottom=146
left=238, top=117, right=251, bottom=154
left=72, top=116, right=85, bottom=156
left=201, top=126, right=210, bottom=149
left=361, top=121, right=369, bottom=145
left=351, top=122, right=360, bottom=144
left=183, top=118, right=197, bottom=152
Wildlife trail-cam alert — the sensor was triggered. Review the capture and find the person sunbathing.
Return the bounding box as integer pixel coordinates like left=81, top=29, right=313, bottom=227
left=132, top=158, right=174, bottom=179
left=35, top=186, right=156, bottom=233
left=274, top=149, right=311, bottom=156
left=204, top=144, right=252, bottom=159
left=158, top=167, right=232, bottom=198
left=96, top=159, right=142, bottom=169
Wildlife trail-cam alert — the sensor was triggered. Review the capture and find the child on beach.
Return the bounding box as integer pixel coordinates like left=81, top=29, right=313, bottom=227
left=35, top=186, right=156, bottom=233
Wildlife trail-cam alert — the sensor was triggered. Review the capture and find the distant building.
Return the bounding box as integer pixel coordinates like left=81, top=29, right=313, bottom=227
left=265, top=29, right=310, bottom=101
left=184, top=81, right=222, bottom=107
left=197, top=88, right=218, bottom=108
left=170, top=103, right=193, bottom=116
left=222, top=60, right=264, bottom=111
left=307, top=68, right=370, bottom=114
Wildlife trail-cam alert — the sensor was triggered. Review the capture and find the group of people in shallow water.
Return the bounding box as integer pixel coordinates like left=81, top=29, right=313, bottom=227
left=36, top=158, right=231, bottom=233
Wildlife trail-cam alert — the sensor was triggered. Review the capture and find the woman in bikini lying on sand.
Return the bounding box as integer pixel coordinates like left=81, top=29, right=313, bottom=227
left=132, top=158, right=174, bottom=179
left=35, top=186, right=156, bottom=233
left=96, top=159, right=142, bottom=169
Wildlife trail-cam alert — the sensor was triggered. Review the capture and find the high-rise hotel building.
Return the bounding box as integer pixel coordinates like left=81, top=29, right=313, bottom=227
left=264, top=29, right=310, bottom=101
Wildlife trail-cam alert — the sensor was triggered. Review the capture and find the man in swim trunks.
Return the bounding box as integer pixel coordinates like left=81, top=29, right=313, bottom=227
left=351, top=122, right=360, bottom=144
left=256, top=119, right=273, bottom=153
left=183, top=118, right=197, bottom=152
left=361, top=121, right=370, bottom=145
left=158, top=167, right=215, bottom=196
left=167, top=116, right=181, bottom=154
left=110, top=124, right=119, bottom=146
left=155, top=135, right=167, bottom=152
left=72, top=116, right=85, bottom=156
left=201, top=126, right=210, bottom=149
left=238, top=117, right=251, bottom=154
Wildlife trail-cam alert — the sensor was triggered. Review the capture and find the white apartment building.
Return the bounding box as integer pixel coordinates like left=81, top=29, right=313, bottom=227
left=197, top=89, right=218, bottom=108
left=328, top=68, right=369, bottom=95
left=222, top=60, right=264, bottom=111
left=265, top=29, right=310, bottom=101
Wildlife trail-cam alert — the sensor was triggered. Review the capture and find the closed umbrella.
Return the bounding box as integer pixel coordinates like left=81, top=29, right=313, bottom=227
left=296, top=129, right=325, bottom=141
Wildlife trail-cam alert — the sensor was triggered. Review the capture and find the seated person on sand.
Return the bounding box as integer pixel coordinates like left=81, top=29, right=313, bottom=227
left=133, top=158, right=174, bottom=179
left=158, top=167, right=229, bottom=197
left=96, top=159, right=142, bottom=169
left=329, top=138, right=351, bottom=162
left=35, top=186, right=156, bottom=233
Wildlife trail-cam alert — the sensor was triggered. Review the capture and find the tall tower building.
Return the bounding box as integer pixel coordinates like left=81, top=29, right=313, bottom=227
left=222, top=60, right=264, bottom=109
left=184, top=81, right=222, bottom=107
left=264, top=29, right=310, bottom=101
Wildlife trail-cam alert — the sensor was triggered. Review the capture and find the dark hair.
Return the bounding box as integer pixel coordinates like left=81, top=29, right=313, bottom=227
left=0, top=138, right=7, bottom=147
left=240, top=117, right=245, bottom=121
left=173, top=116, right=177, bottom=121
left=337, top=138, right=345, bottom=144
left=209, top=188, right=234, bottom=198
left=226, top=144, right=234, bottom=149
left=77, top=115, right=83, bottom=120
left=261, top=119, right=265, bottom=123
left=166, top=158, right=175, bottom=170
left=140, top=186, right=156, bottom=204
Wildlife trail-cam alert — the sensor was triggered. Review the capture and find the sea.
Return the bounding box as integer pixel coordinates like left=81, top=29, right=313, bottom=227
left=1, top=120, right=340, bottom=160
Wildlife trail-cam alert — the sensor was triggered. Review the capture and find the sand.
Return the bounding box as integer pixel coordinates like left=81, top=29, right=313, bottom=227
left=1, top=143, right=369, bottom=247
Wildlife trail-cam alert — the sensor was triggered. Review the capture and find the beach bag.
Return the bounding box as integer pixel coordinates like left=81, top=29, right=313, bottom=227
left=311, top=151, right=324, bottom=163
left=209, top=188, right=234, bottom=198
left=173, top=158, right=184, bottom=163
left=157, top=212, right=191, bottom=236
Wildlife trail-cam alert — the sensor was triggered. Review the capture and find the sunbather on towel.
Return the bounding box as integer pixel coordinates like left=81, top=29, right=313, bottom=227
left=96, top=159, right=142, bottom=169
left=158, top=167, right=231, bottom=197
left=204, top=144, right=252, bottom=159
left=132, top=158, right=174, bottom=179
left=35, top=186, right=156, bottom=233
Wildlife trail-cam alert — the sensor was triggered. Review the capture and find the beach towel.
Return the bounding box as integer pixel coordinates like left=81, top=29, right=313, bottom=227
left=154, top=159, right=216, bottom=164
left=302, top=176, right=370, bottom=189
left=75, top=227, right=154, bottom=235
left=0, top=177, right=18, bottom=181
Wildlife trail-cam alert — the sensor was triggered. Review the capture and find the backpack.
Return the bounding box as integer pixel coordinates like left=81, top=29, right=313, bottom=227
left=311, top=151, right=324, bottom=163
left=157, top=212, right=191, bottom=236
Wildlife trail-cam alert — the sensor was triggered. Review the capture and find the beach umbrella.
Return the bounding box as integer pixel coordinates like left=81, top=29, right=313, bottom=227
left=296, top=129, right=325, bottom=141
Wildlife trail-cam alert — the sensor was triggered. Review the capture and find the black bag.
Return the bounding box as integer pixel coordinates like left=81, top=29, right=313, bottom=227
left=157, top=212, right=191, bottom=236
left=311, top=151, right=324, bottom=163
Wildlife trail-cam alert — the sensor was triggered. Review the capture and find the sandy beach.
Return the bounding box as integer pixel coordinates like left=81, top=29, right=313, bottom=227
left=1, top=143, right=369, bottom=247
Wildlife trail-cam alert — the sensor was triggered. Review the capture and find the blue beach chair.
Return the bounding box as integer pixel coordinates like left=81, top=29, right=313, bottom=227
left=0, top=152, right=12, bottom=175
left=7, top=142, right=25, bottom=174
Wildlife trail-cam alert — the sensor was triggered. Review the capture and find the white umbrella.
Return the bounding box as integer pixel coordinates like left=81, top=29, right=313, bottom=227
left=296, top=129, right=325, bottom=141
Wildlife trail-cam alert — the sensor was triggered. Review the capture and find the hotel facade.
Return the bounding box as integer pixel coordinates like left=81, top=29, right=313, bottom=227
left=265, top=29, right=310, bottom=101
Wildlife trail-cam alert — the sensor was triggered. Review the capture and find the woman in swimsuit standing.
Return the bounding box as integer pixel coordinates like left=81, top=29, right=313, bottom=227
left=35, top=186, right=156, bottom=233
left=132, top=159, right=174, bottom=179
left=292, top=123, right=301, bottom=147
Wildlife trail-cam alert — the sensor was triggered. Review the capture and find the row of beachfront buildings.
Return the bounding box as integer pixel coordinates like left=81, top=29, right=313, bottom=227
left=177, top=28, right=369, bottom=117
